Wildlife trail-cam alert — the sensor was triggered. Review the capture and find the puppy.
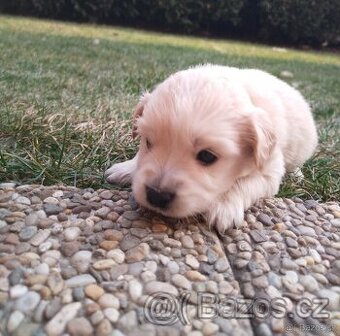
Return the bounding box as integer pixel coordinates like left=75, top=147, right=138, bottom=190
left=105, top=65, right=318, bottom=232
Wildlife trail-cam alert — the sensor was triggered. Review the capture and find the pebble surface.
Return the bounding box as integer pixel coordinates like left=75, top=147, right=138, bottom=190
left=0, top=184, right=339, bottom=336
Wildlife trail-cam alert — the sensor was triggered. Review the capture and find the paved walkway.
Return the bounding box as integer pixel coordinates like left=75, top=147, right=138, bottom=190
left=0, top=184, right=339, bottom=336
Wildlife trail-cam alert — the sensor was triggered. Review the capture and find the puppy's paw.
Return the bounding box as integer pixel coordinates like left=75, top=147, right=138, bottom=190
left=207, top=200, right=245, bottom=233
left=105, top=161, right=134, bottom=185
left=287, top=167, right=304, bottom=184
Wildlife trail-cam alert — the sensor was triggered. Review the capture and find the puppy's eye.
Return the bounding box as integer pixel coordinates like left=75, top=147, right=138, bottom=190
left=146, top=138, right=152, bottom=150
left=196, top=150, right=217, bottom=165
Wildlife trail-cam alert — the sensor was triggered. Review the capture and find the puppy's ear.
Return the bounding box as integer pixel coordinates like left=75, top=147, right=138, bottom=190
left=132, top=92, right=150, bottom=139
left=242, top=108, right=276, bottom=169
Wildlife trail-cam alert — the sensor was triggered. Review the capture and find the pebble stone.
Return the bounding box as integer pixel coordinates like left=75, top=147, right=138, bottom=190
left=90, top=310, right=104, bottom=325
left=16, top=196, right=31, bottom=205
left=107, top=249, right=125, bottom=264
left=145, top=281, right=178, bottom=296
left=181, top=235, right=195, bottom=249
left=103, top=308, right=119, bottom=323
left=249, top=229, right=268, bottom=243
left=128, top=279, right=143, bottom=301
left=31, top=228, right=51, bottom=246
left=186, top=270, right=207, bottom=282
left=44, top=203, right=63, bottom=215
left=93, top=259, right=116, bottom=270
left=286, top=236, right=298, bottom=248
left=171, top=274, right=192, bottom=290
left=298, top=225, right=316, bottom=236
left=117, top=311, right=137, bottom=331
left=257, top=213, right=273, bottom=226
left=45, top=302, right=81, bottom=335
left=125, top=243, right=150, bottom=263
left=19, top=226, right=37, bottom=241
left=202, top=322, right=219, bottom=335
left=256, top=322, right=272, bottom=336
left=215, top=258, right=229, bottom=272
left=64, top=227, right=81, bottom=241
left=67, top=317, right=94, bottom=336
left=73, top=287, right=85, bottom=301
left=48, top=271, right=64, bottom=295
left=300, top=275, right=319, bottom=292
left=98, top=293, right=120, bottom=309
left=96, top=318, right=112, bottom=336
left=15, top=291, right=41, bottom=313
left=317, top=289, right=340, bottom=311
left=186, top=254, right=200, bottom=269
left=10, top=285, right=28, bottom=299
left=71, top=251, right=92, bottom=273
left=0, top=184, right=338, bottom=336
left=0, top=219, right=7, bottom=230
left=65, top=274, right=96, bottom=287
left=85, top=284, right=104, bottom=300
left=8, top=268, right=24, bottom=286
left=168, top=260, right=180, bottom=274
left=7, top=310, right=25, bottom=333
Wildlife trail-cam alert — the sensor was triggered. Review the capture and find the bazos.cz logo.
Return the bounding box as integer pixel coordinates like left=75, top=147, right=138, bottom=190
left=143, top=292, right=330, bottom=326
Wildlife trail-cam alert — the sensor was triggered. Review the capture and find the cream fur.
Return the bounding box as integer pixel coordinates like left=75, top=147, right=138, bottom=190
left=105, top=65, right=318, bottom=232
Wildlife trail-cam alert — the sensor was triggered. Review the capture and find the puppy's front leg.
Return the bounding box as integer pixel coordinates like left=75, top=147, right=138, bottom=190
left=105, top=153, right=138, bottom=185
left=208, top=156, right=285, bottom=233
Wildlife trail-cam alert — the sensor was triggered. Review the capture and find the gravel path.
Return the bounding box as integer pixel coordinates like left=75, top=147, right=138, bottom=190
left=0, top=183, right=339, bottom=336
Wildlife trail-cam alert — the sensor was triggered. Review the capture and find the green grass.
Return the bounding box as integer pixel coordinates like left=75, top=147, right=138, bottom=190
left=0, top=15, right=339, bottom=201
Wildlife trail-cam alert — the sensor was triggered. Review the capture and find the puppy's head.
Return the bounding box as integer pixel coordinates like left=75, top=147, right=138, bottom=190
left=131, top=69, right=275, bottom=218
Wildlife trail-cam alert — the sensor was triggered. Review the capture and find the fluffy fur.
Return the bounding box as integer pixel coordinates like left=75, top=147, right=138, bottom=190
left=105, top=65, right=317, bottom=232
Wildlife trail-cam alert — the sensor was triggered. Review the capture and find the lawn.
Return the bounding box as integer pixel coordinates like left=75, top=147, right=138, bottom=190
left=0, top=15, right=339, bottom=201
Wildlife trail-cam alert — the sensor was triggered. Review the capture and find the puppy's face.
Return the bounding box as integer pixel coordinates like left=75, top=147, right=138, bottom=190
left=132, top=71, right=274, bottom=218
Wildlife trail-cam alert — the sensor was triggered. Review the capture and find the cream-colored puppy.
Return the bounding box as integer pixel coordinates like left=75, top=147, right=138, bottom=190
left=105, top=65, right=317, bottom=232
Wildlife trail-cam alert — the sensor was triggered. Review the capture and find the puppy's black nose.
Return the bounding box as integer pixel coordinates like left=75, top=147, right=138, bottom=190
left=146, top=186, right=175, bottom=209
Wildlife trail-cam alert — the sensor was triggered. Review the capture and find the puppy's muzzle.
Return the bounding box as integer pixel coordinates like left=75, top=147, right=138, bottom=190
left=145, top=186, right=175, bottom=209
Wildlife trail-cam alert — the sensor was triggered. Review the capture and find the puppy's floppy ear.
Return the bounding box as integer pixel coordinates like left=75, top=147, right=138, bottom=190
left=242, top=108, right=276, bottom=169
left=132, top=92, right=150, bottom=139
